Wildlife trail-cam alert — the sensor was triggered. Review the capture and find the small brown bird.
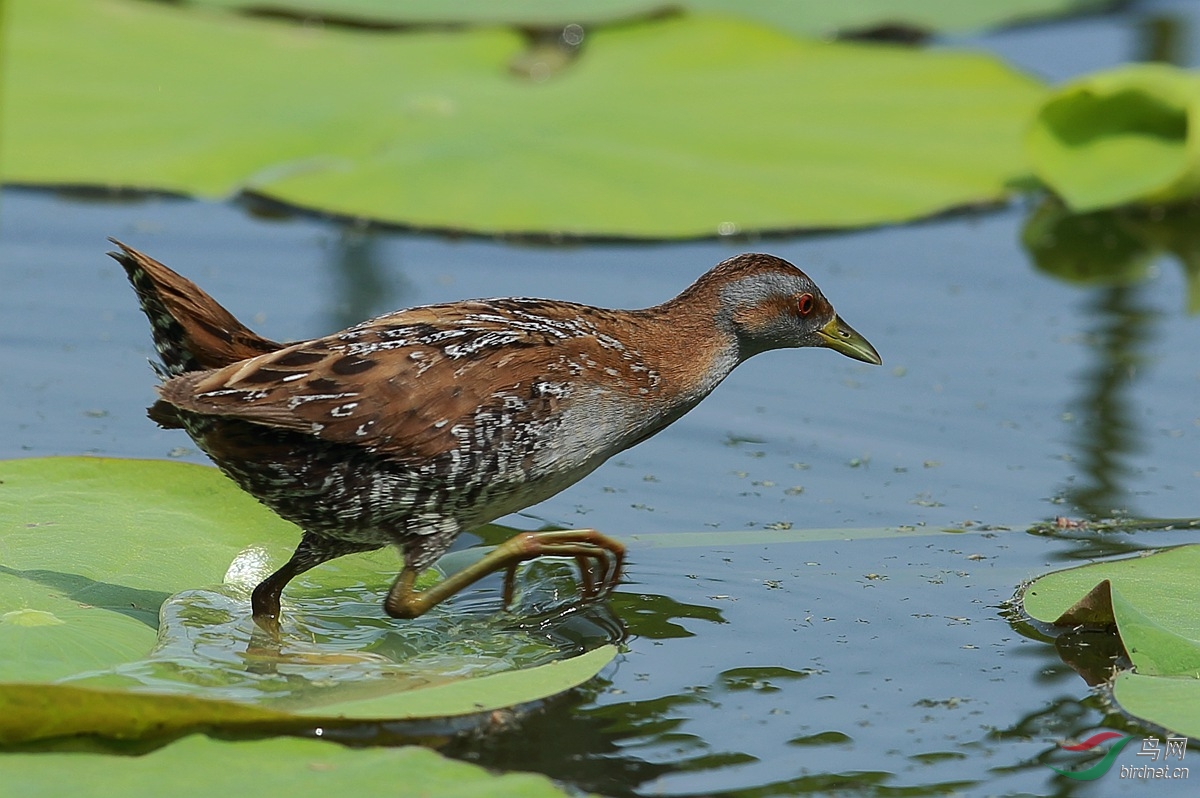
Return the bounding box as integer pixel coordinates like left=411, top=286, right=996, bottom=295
left=111, top=240, right=880, bottom=629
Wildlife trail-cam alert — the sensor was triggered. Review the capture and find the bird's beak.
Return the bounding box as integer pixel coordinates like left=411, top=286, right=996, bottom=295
left=817, top=315, right=882, bottom=365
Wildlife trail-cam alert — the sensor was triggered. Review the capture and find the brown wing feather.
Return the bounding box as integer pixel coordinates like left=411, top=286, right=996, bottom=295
left=156, top=299, right=657, bottom=461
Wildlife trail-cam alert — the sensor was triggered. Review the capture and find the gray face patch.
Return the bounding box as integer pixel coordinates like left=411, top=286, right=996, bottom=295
left=718, top=270, right=829, bottom=358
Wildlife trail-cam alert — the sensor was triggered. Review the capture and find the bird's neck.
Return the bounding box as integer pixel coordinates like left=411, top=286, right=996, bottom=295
left=628, top=287, right=742, bottom=411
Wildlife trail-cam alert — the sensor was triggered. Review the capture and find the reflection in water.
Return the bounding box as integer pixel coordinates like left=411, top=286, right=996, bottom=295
left=1141, top=11, right=1188, bottom=67
left=325, top=228, right=410, bottom=331
left=987, top=697, right=1123, bottom=783
left=453, top=677, right=769, bottom=797
left=449, top=680, right=677, bottom=797
left=441, top=589, right=757, bottom=796
left=607, top=590, right=725, bottom=639
left=456, top=662, right=980, bottom=797
left=1052, top=628, right=1129, bottom=686
left=1064, top=286, right=1154, bottom=518
left=1022, top=199, right=1200, bottom=520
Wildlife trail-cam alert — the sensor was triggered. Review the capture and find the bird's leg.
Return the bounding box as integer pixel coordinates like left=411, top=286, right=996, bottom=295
left=575, top=555, right=596, bottom=594
left=251, top=558, right=309, bottom=636
left=385, top=529, right=626, bottom=619
left=502, top=562, right=521, bottom=607
left=250, top=532, right=373, bottom=635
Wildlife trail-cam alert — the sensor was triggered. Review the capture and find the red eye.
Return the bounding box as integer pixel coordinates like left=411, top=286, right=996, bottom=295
left=796, top=293, right=814, bottom=316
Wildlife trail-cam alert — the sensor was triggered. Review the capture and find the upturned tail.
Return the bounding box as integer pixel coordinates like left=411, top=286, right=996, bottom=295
left=109, top=238, right=283, bottom=427
left=109, top=238, right=281, bottom=377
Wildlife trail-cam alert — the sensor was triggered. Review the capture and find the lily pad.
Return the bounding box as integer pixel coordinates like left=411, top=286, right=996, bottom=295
left=1111, top=672, right=1200, bottom=740
left=1020, top=545, right=1200, bottom=637
left=1028, top=64, right=1200, bottom=212
left=0, top=735, right=580, bottom=797
left=1016, top=545, right=1200, bottom=738
left=0, top=646, right=616, bottom=745
left=0, top=0, right=1045, bottom=238
left=192, top=0, right=1115, bottom=38
left=0, top=456, right=617, bottom=744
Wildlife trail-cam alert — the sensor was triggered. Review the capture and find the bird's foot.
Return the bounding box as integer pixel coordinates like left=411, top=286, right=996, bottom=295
left=499, top=529, right=625, bottom=606
left=385, top=528, right=625, bottom=619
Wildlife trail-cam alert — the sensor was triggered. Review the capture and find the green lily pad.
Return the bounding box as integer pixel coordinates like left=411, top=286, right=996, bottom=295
left=1028, top=64, right=1200, bottom=212
left=0, top=0, right=1045, bottom=238
left=192, top=0, right=1114, bottom=38
left=1017, top=545, right=1200, bottom=738
left=0, top=646, right=616, bottom=745
left=0, top=734, right=580, bottom=798
left=0, top=456, right=616, bottom=744
left=1109, top=585, right=1200, bottom=678
left=1111, top=672, right=1200, bottom=740
left=1021, top=546, right=1200, bottom=637
left=195, top=0, right=659, bottom=27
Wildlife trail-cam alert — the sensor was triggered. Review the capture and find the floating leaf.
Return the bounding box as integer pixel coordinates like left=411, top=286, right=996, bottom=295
left=0, top=646, right=616, bottom=745
left=1, top=0, right=1045, bottom=238
left=1020, top=546, right=1200, bottom=639
left=1028, top=64, right=1200, bottom=211
left=0, top=684, right=295, bottom=746
left=0, top=456, right=616, bottom=744
left=192, top=0, right=1115, bottom=38
left=0, top=735, right=580, bottom=797
left=1043, top=578, right=1118, bottom=627
left=1111, top=672, right=1200, bottom=740
left=1016, top=545, right=1200, bottom=738
left=1109, top=586, right=1200, bottom=678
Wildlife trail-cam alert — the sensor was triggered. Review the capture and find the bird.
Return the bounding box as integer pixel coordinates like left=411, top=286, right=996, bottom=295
left=111, top=240, right=881, bottom=631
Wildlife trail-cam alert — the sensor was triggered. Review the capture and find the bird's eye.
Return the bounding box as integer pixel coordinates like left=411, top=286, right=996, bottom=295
left=796, top=293, right=814, bottom=316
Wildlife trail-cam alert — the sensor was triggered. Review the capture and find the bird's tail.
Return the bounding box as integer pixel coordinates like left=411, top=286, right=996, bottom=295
left=108, top=238, right=281, bottom=379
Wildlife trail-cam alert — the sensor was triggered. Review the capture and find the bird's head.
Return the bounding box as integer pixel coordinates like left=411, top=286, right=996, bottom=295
left=701, top=253, right=882, bottom=365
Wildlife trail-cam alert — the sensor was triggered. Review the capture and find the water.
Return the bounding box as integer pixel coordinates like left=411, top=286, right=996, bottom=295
left=3, top=191, right=1195, bottom=532
left=2, top=184, right=1196, bottom=794
left=3, top=2, right=1200, bottom=794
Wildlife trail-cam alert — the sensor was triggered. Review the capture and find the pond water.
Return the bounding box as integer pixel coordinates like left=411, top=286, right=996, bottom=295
left=2, top=1, right=1200, bottom=796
